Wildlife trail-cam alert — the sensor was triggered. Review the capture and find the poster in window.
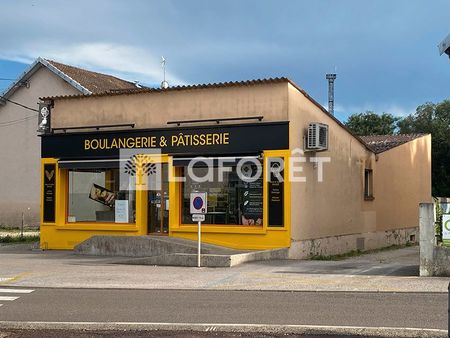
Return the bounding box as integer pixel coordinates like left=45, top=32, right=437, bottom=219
left=241, top=177, right=263, bottom=225
left=115, top=200, right=129, bottom=223
left=89, top=184, right=116, bottom=207
left=43, top=163, right=56, bottom=223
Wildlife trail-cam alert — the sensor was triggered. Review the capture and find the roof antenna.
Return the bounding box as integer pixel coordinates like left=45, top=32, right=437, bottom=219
left=161, top=56, right=169, bottom=89
left=326, top=72, right=337, bottom=115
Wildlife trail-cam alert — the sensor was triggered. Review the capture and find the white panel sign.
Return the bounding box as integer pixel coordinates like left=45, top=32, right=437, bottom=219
left=115, top=200, right=129, bottom=223
left=190, top=192, right=207, bottom=214
left=192, top=214, right=205, bottom=222
left=443, top=214, right=450, bottom=244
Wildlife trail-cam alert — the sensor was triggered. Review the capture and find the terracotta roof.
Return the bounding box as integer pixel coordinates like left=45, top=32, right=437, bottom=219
left=360, top=134, right=426, bottom=154
left=46, top=60, right=137, bottom=94
left=1, top=57, right=139, bottom=101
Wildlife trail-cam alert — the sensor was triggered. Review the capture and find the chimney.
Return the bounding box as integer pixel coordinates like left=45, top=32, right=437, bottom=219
left=326, top=73, right=336, bottom=115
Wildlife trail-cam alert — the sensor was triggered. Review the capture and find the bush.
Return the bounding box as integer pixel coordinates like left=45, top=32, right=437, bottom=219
left=0, top=235, right=40, bottom=244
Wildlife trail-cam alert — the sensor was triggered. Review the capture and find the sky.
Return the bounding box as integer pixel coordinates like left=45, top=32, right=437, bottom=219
left=1, top=0, right=449, bottom=122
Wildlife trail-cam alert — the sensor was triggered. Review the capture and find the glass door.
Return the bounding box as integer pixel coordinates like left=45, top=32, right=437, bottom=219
left=148, top=163, right=169, bottom=234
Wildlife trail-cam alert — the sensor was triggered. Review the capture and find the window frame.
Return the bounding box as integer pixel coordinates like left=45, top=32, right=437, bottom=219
left=66, top=168, right=137, bottom=224
left=364, top=168, right=374, bottom=201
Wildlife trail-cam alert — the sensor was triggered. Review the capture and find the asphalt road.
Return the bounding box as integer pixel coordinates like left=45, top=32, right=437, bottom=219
left=0, top=287, right=446, bottom=331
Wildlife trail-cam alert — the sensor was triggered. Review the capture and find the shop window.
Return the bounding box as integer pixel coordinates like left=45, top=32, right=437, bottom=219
left=364, top=169, right=374, bottom=200
left=181, top=164, right=263, bottom=226
left=68, top=168, right=136, bottom=223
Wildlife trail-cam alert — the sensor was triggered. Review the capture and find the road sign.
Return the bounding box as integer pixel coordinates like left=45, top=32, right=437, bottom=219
left=190, top=192, right=207, bottom=214
left=192, top=214, right=205, bottom=222
left=190, top=192, right=207, bottom=268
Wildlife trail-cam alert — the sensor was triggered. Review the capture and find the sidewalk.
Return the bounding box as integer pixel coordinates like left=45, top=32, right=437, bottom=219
left=0, top=243, right=449, bottom=292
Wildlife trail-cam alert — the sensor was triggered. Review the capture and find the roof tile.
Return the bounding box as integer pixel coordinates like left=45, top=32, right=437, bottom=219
left=40, top=77, right=291, bottom=100
left=46, top=60, right=137, bottom=94
left=360, top=134, right=426, bottom=153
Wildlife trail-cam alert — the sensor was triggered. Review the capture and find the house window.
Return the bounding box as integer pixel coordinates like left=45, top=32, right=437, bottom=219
left=364, top=169, right=374, bottom=200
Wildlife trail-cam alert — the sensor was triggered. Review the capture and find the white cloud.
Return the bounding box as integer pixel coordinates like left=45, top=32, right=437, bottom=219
left=0, top=42, right=187, bottom=87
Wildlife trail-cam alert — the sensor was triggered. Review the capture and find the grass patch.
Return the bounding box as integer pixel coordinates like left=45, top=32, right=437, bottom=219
left=0, top=229, right=38, bottom=233
left=0, top=225, right=39, bottom=231
left=0, top=235, right=40, bottom=244
left=310, top=242, right=415, bottom=261
left=0, top=225, right=20, bottom=230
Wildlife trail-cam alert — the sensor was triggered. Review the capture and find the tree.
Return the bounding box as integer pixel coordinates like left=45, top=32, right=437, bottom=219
left=344, top=111, right=399, bottom=136
left=398, top=101, right=450, bottom=197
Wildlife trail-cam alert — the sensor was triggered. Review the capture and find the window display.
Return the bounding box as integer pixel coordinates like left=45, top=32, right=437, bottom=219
left=68, top=168, right=136, bottom=223
left=181, top=163, right=263, bottom=225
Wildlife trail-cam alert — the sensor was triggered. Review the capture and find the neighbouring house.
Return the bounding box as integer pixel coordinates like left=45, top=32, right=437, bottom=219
left=0, top=57, right=137, bottom=227
left=38, top=77, right=432, bottom=257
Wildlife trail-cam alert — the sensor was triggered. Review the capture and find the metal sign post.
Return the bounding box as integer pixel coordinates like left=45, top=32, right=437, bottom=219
left=197, top=217, right=201, bottom=268
left=190, top=192, right=207, bottom=268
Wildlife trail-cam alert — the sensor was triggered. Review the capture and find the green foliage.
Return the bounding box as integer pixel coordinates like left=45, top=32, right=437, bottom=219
left=344, top=111, right=400, bottom=136
left=434, top=200, right=443, bottom=242
left=398, top=101, right=450, bottom=197
left=0, top=235, right=39, bottom=243
left=345, top=100, right=450, bottom=196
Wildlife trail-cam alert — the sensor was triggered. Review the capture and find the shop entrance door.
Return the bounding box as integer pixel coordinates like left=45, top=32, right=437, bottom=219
left=148, top=163, right=169, bottom=234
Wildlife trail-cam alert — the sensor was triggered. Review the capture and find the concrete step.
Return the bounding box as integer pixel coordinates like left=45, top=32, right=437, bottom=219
left=74, top=235, right=288, bottom=267
left=116, top=248, right=289, bottom=267
left=74, top=235, right=248, bottom=257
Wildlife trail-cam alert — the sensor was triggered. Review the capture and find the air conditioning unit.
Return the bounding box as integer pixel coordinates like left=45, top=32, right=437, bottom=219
left=306, top=122, right=328, bottom=151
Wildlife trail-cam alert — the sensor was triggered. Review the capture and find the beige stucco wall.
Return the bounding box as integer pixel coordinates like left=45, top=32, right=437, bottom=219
left=51, top=83, right=289, bottom=129
left=0, top=66, right=79, bottom=227
left=287, top=83, right=376, bottom=241
left=373, top=135, right=432, bottom=231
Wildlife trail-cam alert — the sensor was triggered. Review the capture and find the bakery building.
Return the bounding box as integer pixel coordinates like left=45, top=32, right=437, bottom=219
left=38, top=78, right=431, bottom=258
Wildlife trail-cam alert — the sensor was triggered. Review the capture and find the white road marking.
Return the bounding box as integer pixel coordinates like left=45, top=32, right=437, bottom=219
left=0, top=289, right=33, bottom=294
left=0, top=288, right=34, bottom=308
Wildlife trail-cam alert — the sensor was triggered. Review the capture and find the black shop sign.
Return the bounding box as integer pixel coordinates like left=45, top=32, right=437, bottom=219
left=268, top=158, right=284, bottom=227
left=43, top=163, right=56, bottom=223
left=41, top=122, right=289, bottom=159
